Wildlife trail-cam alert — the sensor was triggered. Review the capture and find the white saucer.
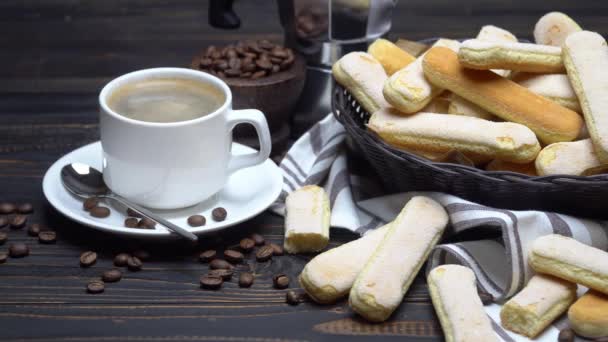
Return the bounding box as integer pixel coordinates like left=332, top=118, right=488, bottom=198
left=42, top=141, right=283, bottom=239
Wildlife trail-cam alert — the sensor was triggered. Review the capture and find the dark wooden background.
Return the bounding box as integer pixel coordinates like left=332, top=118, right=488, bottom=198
left=0, top=1, right=606, bottom=341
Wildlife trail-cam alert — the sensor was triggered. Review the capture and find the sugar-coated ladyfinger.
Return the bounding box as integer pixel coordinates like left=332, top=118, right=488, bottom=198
left=423, top=47, right=583, bottom=144
left=448, top=94, right=496, bottom=121
left=485, top=159, right=537, bottom=176
left=500, top=275, right=577, bottom=338
left=299, top=224, right=390, bottom=304
left=535, top=139, right=600, bottom=176
left=349, top=196, right=448, bottom=322
left=529, top=234, right=608, bottom=295
left=476, top=25, right=518, bottom=77
left=367, top=38, right=416, bottom=76
left=512, top=73, right=581, bottom=112
left=428, top=265, right=499, bottom=342
left=284, top=185, right=330, bottom=254
left=332, top=52, right=389, bottom=114
left=383, top=39, right=460, bottom=114
left=568, top=290, right=608, bottom=339
left=458, top=39, right=564, bottom=73
left=368, top=108, right=540, bottom=163
left=534, top=12, right=582, bottom=47
left=563, top=31, right=608, bottom=162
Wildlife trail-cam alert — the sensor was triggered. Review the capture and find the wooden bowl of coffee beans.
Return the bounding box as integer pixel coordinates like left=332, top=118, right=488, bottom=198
left=191, top=40, right=306, bottom=154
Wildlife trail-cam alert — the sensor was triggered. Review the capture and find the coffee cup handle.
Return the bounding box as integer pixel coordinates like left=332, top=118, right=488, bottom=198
left=226, top=109, right=272, bottom=173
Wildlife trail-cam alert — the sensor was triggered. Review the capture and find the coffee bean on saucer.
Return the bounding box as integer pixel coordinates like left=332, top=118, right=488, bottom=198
left=83, top=197, right=99, bottom=211
left=269, top=243, right=284, bottom=256
left=124, top=218, right=138, bottom=228
left=212, top=207, right=227, bottom=222
left=132, top=250, right=151, bottom=261
left=187, top=215, right=206, bottom=227
left=80, top=251, right=97, bottom=267
left=238, top=272, right=254, bottom=288
left=250, top=233, right=265, bottom=246
left=209, top=259, right=233, bottom=270
left=0, top=252, right=7, bottom=264
left=0, top=216, right=7, bottom=228
left=27, top=223, right=42, bottom=236
left=38, top=231, right=56, bottom=244
left=10, top=215, right=27, bottom=229
left=239, top=238, right=255, bottom=253
left=209, top=268, right=233, bottom=280
left=102, top=269, right=122, bottom=283
left=90, top=206, right=110, bottom=218
left=224, top=250, right=244, bottom=264
left=200, top=275, right=223, bottom=290
left=86, top=280, right=105, bottom=294
left=558, top=328, right=574, bottom=342
left=17, top=203, right=33, bottom=214
left=114, top=253, right=129, bottom=267
left=127, top=256, right=142, bottom=271
left=286, top=290, right=302, bottom=305
left=0, top=202, right=16, bottom=214
left=478, top=291, right=494, bottom=305
left=273, top=274, right=289, bottom=289
left=199, top=250, right=216, bottom=263
left=126, top=208, right=142, bottom=218
left=9, top=243, right=29, bottom=258
left=256, top=245, right=274, bottom=262
left=137, top=217, right=156, bottom=229
left=0, top=232, right=6, bottom=245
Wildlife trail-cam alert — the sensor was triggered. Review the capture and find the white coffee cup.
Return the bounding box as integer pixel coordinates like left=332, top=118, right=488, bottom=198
left=99, top=67, right=271, bottom=209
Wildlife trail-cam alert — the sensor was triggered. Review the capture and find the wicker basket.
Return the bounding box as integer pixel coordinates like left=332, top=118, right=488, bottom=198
left=332, top=84, right=608, bottom=219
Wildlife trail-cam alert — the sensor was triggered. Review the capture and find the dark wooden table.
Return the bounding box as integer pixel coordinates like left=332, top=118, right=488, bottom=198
left=1, top=1, right=606, bottom=341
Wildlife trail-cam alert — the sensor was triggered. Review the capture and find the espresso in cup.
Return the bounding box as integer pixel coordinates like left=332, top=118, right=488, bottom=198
left=106, top=78, right=225, bottom=123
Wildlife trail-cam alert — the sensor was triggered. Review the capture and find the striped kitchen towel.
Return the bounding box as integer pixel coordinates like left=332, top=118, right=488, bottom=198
left=272, top=114, right=608, bottom=342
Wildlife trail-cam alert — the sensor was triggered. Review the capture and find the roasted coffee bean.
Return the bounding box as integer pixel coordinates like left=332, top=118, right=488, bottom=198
left=270, top=57, right=283, bottom=64
left=205, top=45, right=217, bottom=56
left=126, top=208, right=143, bottom=218
left=200, top=275, right=223, bottom=290
left=239, top=238, right=255, bottom=253
left=0, top=216, right=7, bottom=228
left=251, top=70, right=266, bottom=79
left=256, top=245, right=274, bottom=262
left=210, top=51, right=221, bottom=60
left=9, top=243, right=29, bottom=258
left=226, top=50, right=237, bottom=60
left=212, top=207, right=227, bottom=221
left=251, top=233, right=265, bottom=246
left=271, top=48, right=288, bottom=59
left=80, top=251, right=97, bottom=267
left=102, top=269, right=122, bottom=283
left=209, top=268, right=233, bottom=280
left=124, top=217, right=139, bottom=228
left=269, top=243, right=284, bottom=256
left=0, top=252, right=7, bottom=264
left=0, top=202, right=16, bottom=214
left=224, top=68, right=240, bottom=77
left=228, top=58, right=240, bottom=70
left=286, top=290, right=301, bottom=305
left=83, top=197, right=99, bottom=211
left=17, top=203, right=33, bottom=214
left=557, top=328, right=574, bottom=342
left=209, top=259, right=233, bottom=270
left=238, top=272, right=254, bottom=287
left=137, top=217, right=156, bottom=229
left=249, top=42, right=263, bottom=54
left=478, top=291, right=494, bottom=305
left=256, top=59, right=273, bottom=70
left=242, top=62, right=256, bottom=72
left=214, top=60, right=228, bottom=70
left=187, top=215, right=206, bottom=227
left=90, top=206, right=110, bottom=218
left=114, top=253, right=130, bottom=267
left=200, top=58, right=213, bottom=68
left=0, top=232, right=7, bottom=245
left=241, top=72, right=252, bottom=78
left=273, top=274, right=290, bottom=289
left=27, top=223, right=42, bottom=236
left=280, top=56, right=295, bottom=70
left=224, top=250, right=244, bottom=263
left=259, top=40, right=274, bottom=50
left=199, top=250, right=216, bottom=263
left=38, top=231, right=56, bottom=244
left=271, top=65, right=280, bottom=74
left=235, top=46, right=246, bottom=56
left=86, top=280, right=105, bottom=294
left=10, top=215, right=27, bottom=229
left=132, top=250, right=150, bottom=261
left=127, top=256, right=142, bottom=271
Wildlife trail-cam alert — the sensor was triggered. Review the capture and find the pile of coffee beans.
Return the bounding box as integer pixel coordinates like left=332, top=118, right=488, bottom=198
left=196, top=40, right=295, bottom=80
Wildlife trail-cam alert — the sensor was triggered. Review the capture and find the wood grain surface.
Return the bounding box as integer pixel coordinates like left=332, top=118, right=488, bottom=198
left=0, top=1, right=606, bottom=341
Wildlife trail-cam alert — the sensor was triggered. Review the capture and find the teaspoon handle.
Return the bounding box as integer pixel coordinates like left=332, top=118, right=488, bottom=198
left=105, top=194, right=198, bottom=242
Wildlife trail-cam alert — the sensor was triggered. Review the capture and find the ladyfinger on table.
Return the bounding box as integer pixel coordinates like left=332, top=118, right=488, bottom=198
left=367, top=108, right=540, bottom=163
left=535, top=139, right=600, bottom=176
left=299, top=224, right=390, bottom=304
left=332, top=52, right=389, bottom=113
left=423, top=46, right=583, bottom=144
left=428, top=265, right=499, bottom=342
left=349, top=196, right=448, bottom=322
left=367, top=38, right=416, bottom=76
left=485, top=159, right=537, bottom=176
left=284, top=185, right=330, bottom=254
left=568, top=290, right=608, bottom=339
left=511, top=73, right=581, bottom=112
left=500, top=275, right=577, bottom=338
left=458, top=39, right=564, bottom=73
left=563, top=31, right=608, bottom=162
left=383, top=39, right=460, bottom=114
left=534, top=12, right=582, bottom=47
left=529, top=234, right=608, bottom=295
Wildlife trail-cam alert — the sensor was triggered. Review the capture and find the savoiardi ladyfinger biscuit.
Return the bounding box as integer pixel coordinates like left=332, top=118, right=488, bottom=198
left=568, top=290, right=608, bottom=339
left=534, top=12, right=582, bottom=47
left=535, top=139, right=600, bottom=176
left=284, top=185, right=330, bottom=254
left=476, top=25, right=518, bottom=77
left=422, top=46, right=583, bottom=144
left=512, top=73, right=581, bottom=112
left=367, top=38, right=416, bottom=76
left=447, top=94, right=497, bottom=121
left=563, top=31, right=608, bottom=162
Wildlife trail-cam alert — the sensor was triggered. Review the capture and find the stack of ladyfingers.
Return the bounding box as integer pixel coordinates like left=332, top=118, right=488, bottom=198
left=332, top=11, right=608, bottom=177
